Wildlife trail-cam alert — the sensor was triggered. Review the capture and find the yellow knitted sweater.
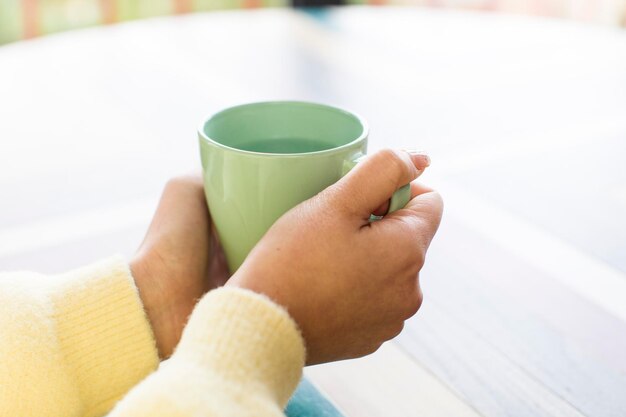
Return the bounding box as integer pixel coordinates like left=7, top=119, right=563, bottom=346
left=0, top=256, right=305, bottom=416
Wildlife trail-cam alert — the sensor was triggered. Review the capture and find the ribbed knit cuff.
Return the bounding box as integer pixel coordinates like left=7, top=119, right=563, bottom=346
left=175, top=287, right=306, bottom=407
left=50, top=256, right=159, bottom=417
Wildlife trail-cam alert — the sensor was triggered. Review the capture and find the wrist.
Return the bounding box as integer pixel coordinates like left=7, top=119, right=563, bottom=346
left=130, top=254, right=175, bottom=359
left=227, top=270, right=313, bottom=361
left=175, top=286, right=306, bottom=405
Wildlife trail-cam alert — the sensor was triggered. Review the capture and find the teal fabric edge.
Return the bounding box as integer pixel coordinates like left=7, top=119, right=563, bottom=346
left=285, top=378, right=345, bottom=417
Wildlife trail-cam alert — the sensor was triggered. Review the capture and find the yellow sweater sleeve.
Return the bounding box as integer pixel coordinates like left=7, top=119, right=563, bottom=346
left=0, top=256, right=159, bottom=417
left=109, top=287, right=306, bottom=417
left=0, top=258, right=306, bottom=417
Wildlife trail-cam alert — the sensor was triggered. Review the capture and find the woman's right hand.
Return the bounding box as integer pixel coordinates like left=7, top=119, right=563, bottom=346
left=227, top=149, right=443, bottom=365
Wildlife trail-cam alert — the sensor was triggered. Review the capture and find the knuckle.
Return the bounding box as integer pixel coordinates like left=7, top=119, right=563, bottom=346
left=405, top=287, right=424, bottom=318
left=398, top=279, right=423, bottom=319
left=166, top=175, right=192, bottom=190
left=165, top=176, right=184, bottom=189
left=396, top=230, right=426, bottom=269
left=165, top=175, right=204, bottom=194
left=389, top=321, right=405, bottom=339
left=368, top=324, right=402, bottom=356
left=377, top=148, right=401, bottom=162
left=377, top=149, right=409, bottom=179
left=366, top=340, right=385, bottom=356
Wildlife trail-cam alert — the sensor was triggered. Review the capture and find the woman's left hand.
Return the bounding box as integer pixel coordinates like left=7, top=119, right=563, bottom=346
left=131, top=174, right=229, bottom=359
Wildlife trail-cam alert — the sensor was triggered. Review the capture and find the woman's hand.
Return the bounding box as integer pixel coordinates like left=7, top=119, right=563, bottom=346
left=228, top=149, right=443, bottom=365
left=131, top=175, right=229, bottom=359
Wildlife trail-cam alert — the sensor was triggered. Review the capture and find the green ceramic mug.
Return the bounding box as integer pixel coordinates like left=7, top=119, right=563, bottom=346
left=198, top=101, right=410, bottom=273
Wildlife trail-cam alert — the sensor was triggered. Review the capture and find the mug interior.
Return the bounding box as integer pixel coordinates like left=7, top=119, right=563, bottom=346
left=202, top=102, right=365, bottom=154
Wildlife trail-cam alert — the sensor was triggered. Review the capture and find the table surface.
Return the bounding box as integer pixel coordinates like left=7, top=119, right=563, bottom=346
left=1, top=7, right=626, bottom=417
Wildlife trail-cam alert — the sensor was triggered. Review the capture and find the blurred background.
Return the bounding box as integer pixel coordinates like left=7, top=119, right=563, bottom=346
left=1, top=1, right=625, bottom=417
left=2, top=0, right=626, bottom=45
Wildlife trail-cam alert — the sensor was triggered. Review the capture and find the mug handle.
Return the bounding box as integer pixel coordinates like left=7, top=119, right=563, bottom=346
left=342, top=153, right=412, bottom=215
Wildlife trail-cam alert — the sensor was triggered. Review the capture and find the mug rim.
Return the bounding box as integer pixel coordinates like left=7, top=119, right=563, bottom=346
left=197, top=101, right=369, bottom=157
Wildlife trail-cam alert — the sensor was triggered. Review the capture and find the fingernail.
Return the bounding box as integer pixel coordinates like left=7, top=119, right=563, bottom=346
left=404, top=149, right=431, bottom=167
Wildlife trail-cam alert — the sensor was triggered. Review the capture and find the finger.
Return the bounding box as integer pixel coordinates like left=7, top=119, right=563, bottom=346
left=380, top=190, right=444, bottom=253
left=332, top=149, right=430, bottom=219
left=372, top=181, right=433, bottom=216
left=410, top=181, right=435, bottom=198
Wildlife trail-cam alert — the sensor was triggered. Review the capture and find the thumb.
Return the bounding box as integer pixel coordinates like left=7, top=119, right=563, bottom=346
left=331, top=149, right=431, bottom=219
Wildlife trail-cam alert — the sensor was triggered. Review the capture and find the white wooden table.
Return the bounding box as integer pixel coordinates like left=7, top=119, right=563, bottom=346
left=1, top=7, right=626, bottom=416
